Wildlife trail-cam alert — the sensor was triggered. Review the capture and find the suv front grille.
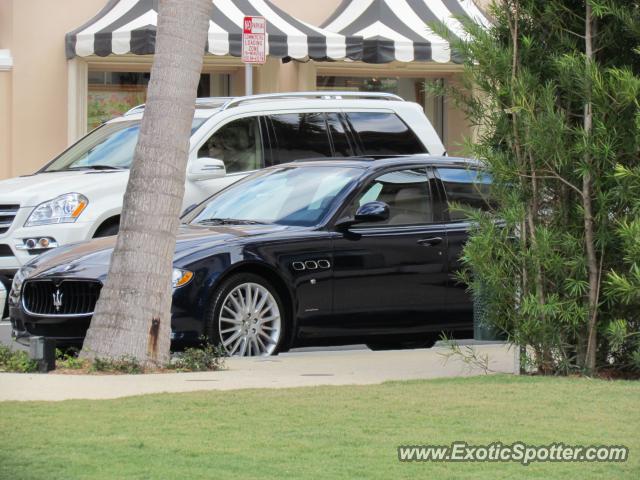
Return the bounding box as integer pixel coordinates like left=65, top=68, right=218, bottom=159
left=0, top=244, right=13, bottom=257
left=0, top=205, right=20, bottom=235
left=22, top=280, right=102, bottom=316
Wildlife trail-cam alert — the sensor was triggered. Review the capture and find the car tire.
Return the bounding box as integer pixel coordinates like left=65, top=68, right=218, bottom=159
left=366, top=334, right=438, bottom=351
left=93, top=223, right=119, bottom=238
left=206, top=273, right=287, bottom=357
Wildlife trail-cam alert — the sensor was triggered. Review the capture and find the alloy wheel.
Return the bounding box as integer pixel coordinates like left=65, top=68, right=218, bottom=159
left=218, top=282, right=281, bottom=356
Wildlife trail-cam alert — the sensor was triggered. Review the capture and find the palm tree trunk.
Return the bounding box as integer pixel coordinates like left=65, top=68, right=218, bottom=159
left=81, top=0, right=213, bottom=366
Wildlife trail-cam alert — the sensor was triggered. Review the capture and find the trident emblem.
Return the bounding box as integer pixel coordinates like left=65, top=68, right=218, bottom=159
left=52, top=289, right=64, bottom=313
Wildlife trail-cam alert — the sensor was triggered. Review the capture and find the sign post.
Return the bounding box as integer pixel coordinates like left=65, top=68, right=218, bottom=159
left=242, top=16, right=267, bottom=96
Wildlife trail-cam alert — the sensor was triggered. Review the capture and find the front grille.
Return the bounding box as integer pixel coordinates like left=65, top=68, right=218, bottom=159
left=0, top=204, right=19, bottom=235
left=0, top=244, right=13, bottom=257
left=22, top=280, right=102, bottom=316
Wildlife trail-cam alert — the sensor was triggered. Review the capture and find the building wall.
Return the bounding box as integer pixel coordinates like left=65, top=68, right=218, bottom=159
left=0, top=0, right=485, bottom=179
left=1, top=0, right=106, bottom=178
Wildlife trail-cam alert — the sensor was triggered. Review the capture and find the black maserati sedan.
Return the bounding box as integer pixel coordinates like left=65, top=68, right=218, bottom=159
left=9, top=156, right=491, bottom=356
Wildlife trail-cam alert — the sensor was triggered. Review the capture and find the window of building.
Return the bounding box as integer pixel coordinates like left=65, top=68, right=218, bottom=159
left=437, top=168, right=493, bottom=221
left=87, top=71, right=230, bottom=130
left=346, top=112, right=425, bottom=155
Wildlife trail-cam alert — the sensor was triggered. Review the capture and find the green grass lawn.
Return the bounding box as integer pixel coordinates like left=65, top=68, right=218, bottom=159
left=0, top=375, right=638, bottom=479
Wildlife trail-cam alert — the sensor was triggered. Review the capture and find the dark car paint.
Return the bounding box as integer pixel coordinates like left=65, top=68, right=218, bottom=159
left=10, top=156, right=480, bottom=348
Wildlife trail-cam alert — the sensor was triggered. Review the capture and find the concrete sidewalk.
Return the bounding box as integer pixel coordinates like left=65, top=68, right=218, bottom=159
left=0, top=343, right=516, bottom=402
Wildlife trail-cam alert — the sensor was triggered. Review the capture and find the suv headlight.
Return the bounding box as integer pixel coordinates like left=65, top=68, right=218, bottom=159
left=25, top=193, right=88, bottom=227
left=172, top=268, right=193, bottom=289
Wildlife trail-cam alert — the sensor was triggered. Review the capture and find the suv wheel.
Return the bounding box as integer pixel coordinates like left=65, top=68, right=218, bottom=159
left=93, top=223, right=119, bottom=238
left=206, top=273, right=286, bottom=357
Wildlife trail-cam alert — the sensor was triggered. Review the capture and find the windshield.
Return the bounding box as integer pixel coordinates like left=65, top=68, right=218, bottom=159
left=190, top=166, right=362, bottom=227
left=43, top=118, right=207, bottom=172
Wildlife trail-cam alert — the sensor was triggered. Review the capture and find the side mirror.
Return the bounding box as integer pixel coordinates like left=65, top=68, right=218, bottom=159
left=355, top=201, right=390, bottom=223
left=187, top=157, right=226, bottom=181
left=336, top=201, right=390, bottom=229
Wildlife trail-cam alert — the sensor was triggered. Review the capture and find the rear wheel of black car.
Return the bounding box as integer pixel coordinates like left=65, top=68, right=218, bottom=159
left=206, top=273, right=286, bottom=357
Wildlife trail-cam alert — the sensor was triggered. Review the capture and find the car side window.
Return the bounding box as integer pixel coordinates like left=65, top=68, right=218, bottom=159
left=437, top=167, right=493, bottom=221
left=198, top=117, right=263, bottom=173
left=346, top=112, right=426, bottom=155
left=269, top=113, right=332, bottom=163
left=349, top=168, right=434, bottom=226
left=326, top=113, right=352, bottom=156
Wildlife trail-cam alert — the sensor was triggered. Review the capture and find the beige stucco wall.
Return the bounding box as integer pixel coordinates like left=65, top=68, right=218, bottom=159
left=0, top=71, right=11, bottom=180
left=2, top=0, right=106, bottom=178
left=0, top=0, right=480, bottom=179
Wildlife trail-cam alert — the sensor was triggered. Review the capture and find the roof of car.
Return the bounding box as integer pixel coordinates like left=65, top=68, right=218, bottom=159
left=123, top=92, right=407, bottom=117
left=280, top=155, right=483, bottom=170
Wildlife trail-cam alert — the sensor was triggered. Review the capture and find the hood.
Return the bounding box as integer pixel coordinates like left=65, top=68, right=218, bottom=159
left=0, top=170, right=129, bottom=207
left=25, top=223, right=305, bottom=280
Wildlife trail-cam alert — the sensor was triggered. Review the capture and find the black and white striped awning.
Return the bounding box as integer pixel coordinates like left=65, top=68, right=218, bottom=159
left=322, top=0, right=491, bottom=64
left=66, top=0, right=362, bottom=61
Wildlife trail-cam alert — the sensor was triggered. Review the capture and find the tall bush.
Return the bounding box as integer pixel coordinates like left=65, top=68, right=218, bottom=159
left=441, top=0, right=640, bottom=374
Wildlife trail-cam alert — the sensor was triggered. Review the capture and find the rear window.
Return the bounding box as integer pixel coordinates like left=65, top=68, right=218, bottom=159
left=346, top=112, right=426, bottom=155
left=437, top=168, right=493, bottom=221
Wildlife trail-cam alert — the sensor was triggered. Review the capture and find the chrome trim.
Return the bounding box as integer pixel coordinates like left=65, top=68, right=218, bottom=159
left=21, top=279, right=99, bottom=318
left=317, top=260, right=332, bottom=269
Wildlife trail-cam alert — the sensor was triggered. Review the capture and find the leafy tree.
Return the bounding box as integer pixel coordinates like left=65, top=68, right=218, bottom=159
left=439, top=0, right=640, bottom=374
left=81, top=0, right=213, bottom=366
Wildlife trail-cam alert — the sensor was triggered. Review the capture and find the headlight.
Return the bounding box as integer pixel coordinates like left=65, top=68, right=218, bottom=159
left=25, top=193, right=88, bottom=227
left=172, top=268, right=193, bottom=289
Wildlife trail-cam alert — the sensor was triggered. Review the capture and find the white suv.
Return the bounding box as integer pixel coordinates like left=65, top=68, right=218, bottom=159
left=0, top=92, right=445, bottom=309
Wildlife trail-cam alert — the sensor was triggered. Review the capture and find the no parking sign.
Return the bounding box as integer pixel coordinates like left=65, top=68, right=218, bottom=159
left=242, top=16, right=266, bottom=64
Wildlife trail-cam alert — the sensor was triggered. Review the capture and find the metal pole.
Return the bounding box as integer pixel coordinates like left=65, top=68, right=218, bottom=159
left=245, top=64, right=253, bottom=96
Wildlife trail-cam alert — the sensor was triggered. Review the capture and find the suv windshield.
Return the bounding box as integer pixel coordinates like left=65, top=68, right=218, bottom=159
left=43, top=118, right=206, bottom=172
left=190, top=166, right=361, bottom=227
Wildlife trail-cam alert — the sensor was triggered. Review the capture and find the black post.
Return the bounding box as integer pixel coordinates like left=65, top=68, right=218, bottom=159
left=29, top=336, right=56, bottom=372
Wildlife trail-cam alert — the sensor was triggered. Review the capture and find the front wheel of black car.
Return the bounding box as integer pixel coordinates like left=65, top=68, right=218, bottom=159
left=206, top=273, right=286, bottom=357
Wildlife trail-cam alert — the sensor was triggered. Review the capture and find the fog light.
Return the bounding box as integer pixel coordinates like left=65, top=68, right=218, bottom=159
left=15, top=237, right=58, bottom=251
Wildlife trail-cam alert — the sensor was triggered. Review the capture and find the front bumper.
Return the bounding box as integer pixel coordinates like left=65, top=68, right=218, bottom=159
left=10, top=304, right=204, bottom=348
left=9, top=305, right=90, bottom=346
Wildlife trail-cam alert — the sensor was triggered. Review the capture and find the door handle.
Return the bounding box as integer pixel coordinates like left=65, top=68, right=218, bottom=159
left=417, top=237, right=443, bottom=247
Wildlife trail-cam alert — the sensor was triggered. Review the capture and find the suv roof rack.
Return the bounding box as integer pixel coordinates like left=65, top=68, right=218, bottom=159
left=124, top=91, right=404, bottom=116
left=124, top=97, right=235, bottom=116
left=220, top=91, right=405, bottom=110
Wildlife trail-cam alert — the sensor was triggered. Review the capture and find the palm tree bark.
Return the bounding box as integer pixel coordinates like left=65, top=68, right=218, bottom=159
left=81, top=0, right=213, bottom=366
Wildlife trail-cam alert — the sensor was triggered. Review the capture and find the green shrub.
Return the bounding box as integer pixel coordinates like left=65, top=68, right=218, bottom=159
left=0, top=345, right=38, bottom=373
left=55, top=348, right=87, bottom=370
left=90, top=356, right=144, bottom=374
left=169, top=343, right=227, bottom=372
